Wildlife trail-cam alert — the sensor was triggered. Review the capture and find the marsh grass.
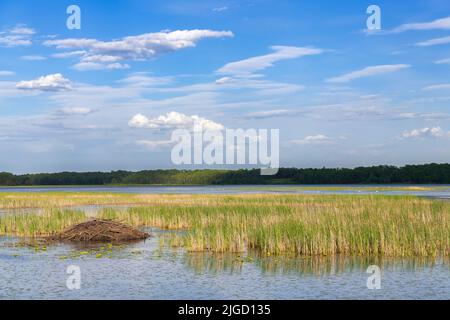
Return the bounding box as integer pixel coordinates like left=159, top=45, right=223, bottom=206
left=0, top=208, right=86, bottom=237
left=0, top=193, right=448, bottom=257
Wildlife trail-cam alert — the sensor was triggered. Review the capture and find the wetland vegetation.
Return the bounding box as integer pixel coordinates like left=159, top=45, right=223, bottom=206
left=0, top=193, right=448, bottom=257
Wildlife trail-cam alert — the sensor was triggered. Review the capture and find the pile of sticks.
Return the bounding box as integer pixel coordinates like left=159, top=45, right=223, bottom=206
left=50, top=219, right=149, bottom=242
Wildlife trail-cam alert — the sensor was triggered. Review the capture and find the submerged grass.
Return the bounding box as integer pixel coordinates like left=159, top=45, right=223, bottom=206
left=0, top=193, right=448, bottom=257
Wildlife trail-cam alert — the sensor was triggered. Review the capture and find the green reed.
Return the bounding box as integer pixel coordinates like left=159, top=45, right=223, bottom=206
left=0, top=193, right=448, bottom=257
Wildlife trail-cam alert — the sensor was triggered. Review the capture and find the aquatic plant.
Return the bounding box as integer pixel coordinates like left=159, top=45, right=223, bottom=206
left=0, top=208, right=86, bottom=237
left=0, top=193, right=448, bottom=257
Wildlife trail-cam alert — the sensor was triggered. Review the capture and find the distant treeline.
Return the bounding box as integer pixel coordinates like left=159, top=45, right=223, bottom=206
left=0, top=163, right=449, bottom=186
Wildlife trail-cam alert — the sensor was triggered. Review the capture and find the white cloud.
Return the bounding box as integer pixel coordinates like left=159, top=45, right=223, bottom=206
left=0, top=71, right=15, bottom=76
left=423, top=83, right=450, bottom=91
left=392, top=16, right=450, bottom=33
left=118, top=73, right=173, bottom=87
left=136, top=139, right=175, bottom=150
left=213, top=6, right=228, bottom=12
left=129, top=111, right=224, bottom=131
left=326, top=64, right=410, bottom=83
left=21, top=55, right=46, bottom=61
left=52, top=51, right=87, bottom=58
left=402, top=127, right=449, bottom=139
left=45, top=29, right=233, bottom=71
left=290, top=135, right=333, bottom=145
left=58, top=107, right=92, bottom=115
left=245, top=109, right=304, bottom=119
left=215, top=77, right=234, bottom=85
left=435, top=58, right=450, bottom=65
left=16, top=73, right=72, bottom=91
left=415, top=36, right=450, bottom=47
left=0, top=35, right=32, bottom=47
left=10, top=25, right=36, bottom=35
left=217, top=46, right=323, bottom=76
left=0, top=24, right=35, bottom=47
left=73, top=62, right=130, bottom=71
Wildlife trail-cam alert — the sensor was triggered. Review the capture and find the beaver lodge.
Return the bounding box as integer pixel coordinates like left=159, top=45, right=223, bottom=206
left=49, top=219, right=149, bottom=242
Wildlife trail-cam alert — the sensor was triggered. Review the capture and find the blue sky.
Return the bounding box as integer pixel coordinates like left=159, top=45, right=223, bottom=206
left=0, top=0, right=449, bottom=173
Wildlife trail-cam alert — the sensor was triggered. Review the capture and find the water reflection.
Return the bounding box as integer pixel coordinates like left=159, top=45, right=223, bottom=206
left=182, top=251, right=448, bottom=276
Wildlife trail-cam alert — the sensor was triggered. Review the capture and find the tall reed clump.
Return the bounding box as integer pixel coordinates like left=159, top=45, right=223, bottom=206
left=0, top=209, right=87, bottom=237
left=98, top=195, right=449, bottom=257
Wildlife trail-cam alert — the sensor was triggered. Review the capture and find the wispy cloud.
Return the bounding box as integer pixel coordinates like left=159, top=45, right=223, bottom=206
left=52, top=51, right=86, bottom=59
left=435, top=58, right=450, bottom=65
left=290, top=135, right=333, bottom=145
left=392, top=16, right=450, bottom=33
left=9, top=25, right=36, bottom=35
left=0, top=70, right=15, bottom=76
left=415, top=36, right=450, bottom=47
left=326, top=64, right=410, bottom=83
left=218, top=46, right=323, bottom=76
left=244, top=109, right=305, bottom=119
left=0, top=24, right=35, bottom=47
left=58, top=107, right=92, bottom=116
left=73, top=62, right=130, bottom=71
left=423, top=83, right=450, bottom=91
left=212, top=6, right=228, bottom=12
left=118, top=73, right=173, bottom=87
left=136, top=139, right=175, bottom=150
left=21, top=55, right=46, bottom=61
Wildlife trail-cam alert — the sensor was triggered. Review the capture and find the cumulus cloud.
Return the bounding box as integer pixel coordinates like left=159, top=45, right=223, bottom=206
left=217, top=46, right=323, bottom=76
left=45, top=29, right=233, bottom=71
left=129, top=111, right=224, bottom=131
left=0, top=24, right=35, bottom=47
left=326, top=64, right=410, bottom=83
left=16, top=73, right=72, bottom=91
left=392, top=16, right=450, bottom=33
left=415, top=36, right=450, bottom=47
left=402, top=127, right=449, bottom=139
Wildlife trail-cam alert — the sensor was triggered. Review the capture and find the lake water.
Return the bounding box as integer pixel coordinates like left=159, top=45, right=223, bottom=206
left=0, top=184, right=449, bottom=199
left=0, top=228, right=448, bottom=300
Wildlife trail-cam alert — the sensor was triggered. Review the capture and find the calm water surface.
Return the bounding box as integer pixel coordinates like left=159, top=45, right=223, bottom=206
left=0, top=184, right=449, bottom=198
left=0, top=228, right=448, bottom=300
